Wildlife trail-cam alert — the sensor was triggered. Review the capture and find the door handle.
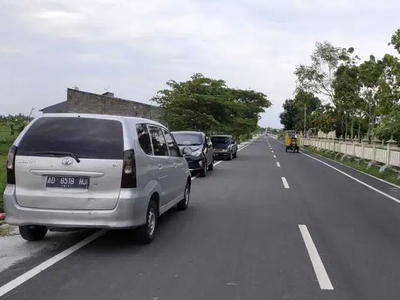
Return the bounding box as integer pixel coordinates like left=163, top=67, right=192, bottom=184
left=158, top=164, right=162, bottom=169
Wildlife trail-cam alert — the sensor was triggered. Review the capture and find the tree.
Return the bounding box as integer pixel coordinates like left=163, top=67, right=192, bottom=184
left=332, top=62, right=363, bottom=139
left=279, top=90, right=321, bottom=132
left=293, top=90, right=321, bottom=132
left=285, top=26, right=400, bottom=143
left=0, top=114, right=32, bottom=136
left=151, top=73, right=271, bottom=140
left=357, top=55, right=384, bottom=139
left=279, top=99, right=298, bottom=130
left=294, top=41, right=357, bottom=107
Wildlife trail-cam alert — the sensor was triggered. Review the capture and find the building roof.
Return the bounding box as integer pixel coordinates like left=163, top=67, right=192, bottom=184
left=40, top=101, right=68, bottom=113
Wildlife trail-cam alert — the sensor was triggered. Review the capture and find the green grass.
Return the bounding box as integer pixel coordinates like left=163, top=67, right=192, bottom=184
left=0, top=127, right=14, bottom=212
left=304, top=145, right=400, bottom=187
left=0, top=154, right=7, bottom=212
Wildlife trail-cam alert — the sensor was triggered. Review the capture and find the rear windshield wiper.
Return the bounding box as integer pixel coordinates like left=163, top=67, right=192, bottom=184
left=33, top=151, right=81, bottom=163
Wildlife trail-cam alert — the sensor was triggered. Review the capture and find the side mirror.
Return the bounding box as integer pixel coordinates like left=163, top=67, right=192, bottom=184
left=182, top=147, right=192, bottom=155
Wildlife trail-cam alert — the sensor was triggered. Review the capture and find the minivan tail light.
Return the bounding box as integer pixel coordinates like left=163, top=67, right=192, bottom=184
left=6, top=145, right=17, bottom=184
left=121, top=149, right=137, bottom=188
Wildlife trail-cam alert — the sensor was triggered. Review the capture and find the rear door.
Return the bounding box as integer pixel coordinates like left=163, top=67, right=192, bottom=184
left=14, top=116, right=124, bottom=210
left=148, top=125, right=173, bottom=207
left=163, top=129, right=187, bottom=200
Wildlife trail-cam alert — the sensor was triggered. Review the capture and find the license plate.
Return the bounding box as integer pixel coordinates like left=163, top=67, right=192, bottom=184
left=46, top=176, right=90, bottom=189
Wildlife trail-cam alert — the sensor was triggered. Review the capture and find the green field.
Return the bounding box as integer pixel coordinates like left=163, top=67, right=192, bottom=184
left=0, top=127, right=14, bottom=212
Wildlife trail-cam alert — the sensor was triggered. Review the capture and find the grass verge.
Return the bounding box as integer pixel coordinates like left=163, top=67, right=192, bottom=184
left=0, top=128, right=14, bottom=212
left=303, top=145, right=400, bottom=187
left=0, top=154, right=6, bottom=212
left=0, top=223, right=17, bottom=237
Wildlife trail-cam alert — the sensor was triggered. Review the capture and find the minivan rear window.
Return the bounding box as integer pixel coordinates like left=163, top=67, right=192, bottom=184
left=17, top=117, right=124, bottom=160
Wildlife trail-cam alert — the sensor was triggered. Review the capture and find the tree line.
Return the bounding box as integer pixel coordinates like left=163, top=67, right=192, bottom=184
left=151, top=73, right=271, bottom=142
left=0, top=114, right=32, bottom=136
left=280, top=27, right=400, bottom=143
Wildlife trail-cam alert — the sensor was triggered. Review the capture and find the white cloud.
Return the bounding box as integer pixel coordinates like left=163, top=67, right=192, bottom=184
left=0, top=0, right=399, bottom=127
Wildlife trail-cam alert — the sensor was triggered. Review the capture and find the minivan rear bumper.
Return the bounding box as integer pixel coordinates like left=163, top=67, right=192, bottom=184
left=3, top=185, right=148, bottom=229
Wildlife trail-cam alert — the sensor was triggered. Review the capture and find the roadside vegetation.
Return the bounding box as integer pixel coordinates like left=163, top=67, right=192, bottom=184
left=151, top=73, right=270, bottom=143
left=303, top=145, right=400, bottom=186
left=0, top=115, right=35, bottom=212
left=280, top=26, right=400, bottom=144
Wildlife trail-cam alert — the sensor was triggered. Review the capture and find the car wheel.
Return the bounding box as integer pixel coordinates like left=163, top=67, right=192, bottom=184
left=177, top=180, right=190, bottom=211
left=233, top=151, right=237, bottom=158
left=199, top=159, right=207, bottom=177
left=137, top=200, right=158, bottom=245
left=227, top=151, right=233, bottom=160
left=208, top=158, right=214, bottom=171
left=19, top=225, right=48, bottom=241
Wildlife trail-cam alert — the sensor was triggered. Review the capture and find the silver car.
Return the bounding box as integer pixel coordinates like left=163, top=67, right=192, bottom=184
left=4, top=114, right=191, bottom=244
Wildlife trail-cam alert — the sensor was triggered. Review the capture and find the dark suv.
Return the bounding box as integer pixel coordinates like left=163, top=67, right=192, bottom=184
left=171, top=131, right=215, bottom=177
left=211, top=135, right=238, bottom=160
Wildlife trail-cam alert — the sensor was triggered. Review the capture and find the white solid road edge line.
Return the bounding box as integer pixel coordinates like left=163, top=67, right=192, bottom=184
left=270, top=137, right=400, bottom=204
left=281, top=177, right=289, bottom=189
left=276, top=162, right=281, bottom=168
left=298, top=225, right=334, bottom=290
left=0, top=229, right=108, bottom=297
left=302, top=152, right=400, bottom=205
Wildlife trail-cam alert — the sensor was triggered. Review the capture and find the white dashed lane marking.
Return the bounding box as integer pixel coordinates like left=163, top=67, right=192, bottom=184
left=281, top=177, right=290, bottom=189
left=299, top=225, right=334, bottom=290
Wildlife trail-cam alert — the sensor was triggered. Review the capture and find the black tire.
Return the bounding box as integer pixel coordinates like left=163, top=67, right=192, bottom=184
left=227, top=151, right=233, bottom=160
left=177, top=180, right=190, bottom=211
left=136, top=200, right=158, bottom=245
left=233, top=151, right=237, bottom=158
left=19, top=225, right=48, bottom=241
left=199, top=159, right=207, bottom=177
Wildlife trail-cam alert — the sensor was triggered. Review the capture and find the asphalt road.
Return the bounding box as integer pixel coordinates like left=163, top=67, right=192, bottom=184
left=2, top=136, right=400, bottom=299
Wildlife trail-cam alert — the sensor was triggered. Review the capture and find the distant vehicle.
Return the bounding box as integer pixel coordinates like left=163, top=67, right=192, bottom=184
left=211, top=135, right=238, bottom=160
left=171, top=131, right=214, bottom=177
left=284, top=130, right=300, bottom=153
left=4, top=114, right=191, bottom=244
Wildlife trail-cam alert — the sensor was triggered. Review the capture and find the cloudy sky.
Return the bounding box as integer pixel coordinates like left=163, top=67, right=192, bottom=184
left=1, top=0, right=399, bottom=127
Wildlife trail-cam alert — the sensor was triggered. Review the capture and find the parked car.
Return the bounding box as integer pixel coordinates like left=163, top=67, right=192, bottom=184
left=4, top=114, right=191, bottom=244
left=211, top=135, right=238, bottom=160
left=171, top=131, right=214, bottom=177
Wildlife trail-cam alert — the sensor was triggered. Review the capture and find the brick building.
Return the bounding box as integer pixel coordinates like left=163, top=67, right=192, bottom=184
left=40, top=88, right=163, bottom=122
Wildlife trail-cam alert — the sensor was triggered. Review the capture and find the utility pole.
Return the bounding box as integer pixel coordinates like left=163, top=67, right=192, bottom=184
left=303, top=103, right=307, bottom=138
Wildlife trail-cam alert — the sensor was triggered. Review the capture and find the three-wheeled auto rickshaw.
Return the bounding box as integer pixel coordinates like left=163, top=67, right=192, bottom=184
left=285, top=130, right=300, bottom=153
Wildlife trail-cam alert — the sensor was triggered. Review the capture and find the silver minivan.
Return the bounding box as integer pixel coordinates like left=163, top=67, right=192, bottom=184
left=3, top=114, right=191, bottom=244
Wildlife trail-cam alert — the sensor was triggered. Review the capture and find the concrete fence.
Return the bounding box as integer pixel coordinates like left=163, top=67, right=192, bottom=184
left=302, top=137, right=400, bottom=168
